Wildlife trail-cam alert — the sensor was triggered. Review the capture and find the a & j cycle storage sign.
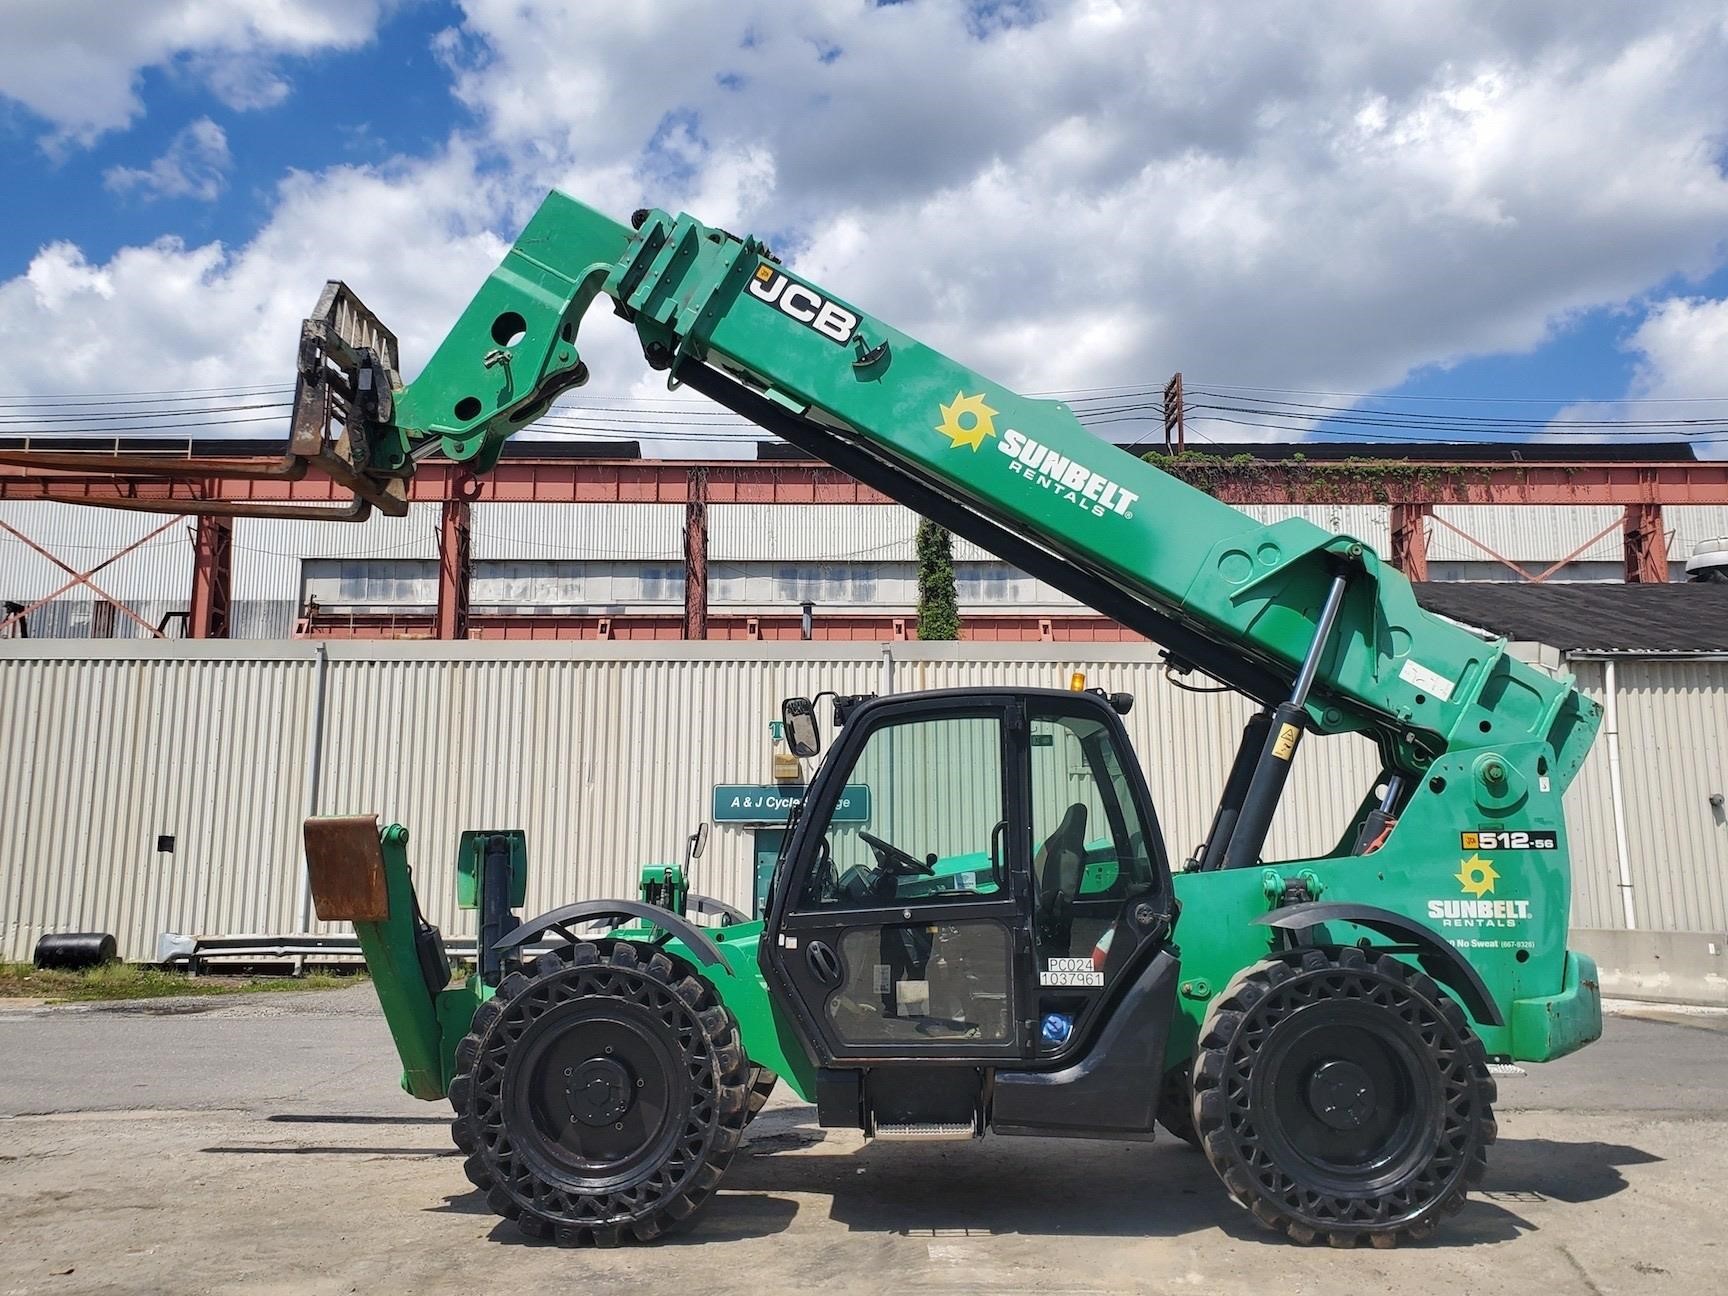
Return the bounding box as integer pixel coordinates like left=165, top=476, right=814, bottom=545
left=711, top=784, right=871, bottom=825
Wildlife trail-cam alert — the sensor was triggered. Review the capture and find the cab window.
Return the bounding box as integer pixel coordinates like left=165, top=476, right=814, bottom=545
left=797, top=712, right=1006, bottom=911
left=1028, top=707, right=1159, bottom=962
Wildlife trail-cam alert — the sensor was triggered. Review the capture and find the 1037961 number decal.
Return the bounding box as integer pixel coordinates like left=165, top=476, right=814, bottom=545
left=1460, top=830, right=1557, bottom=851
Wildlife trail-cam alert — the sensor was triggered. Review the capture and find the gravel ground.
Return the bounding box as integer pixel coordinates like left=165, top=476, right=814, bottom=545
left=0, top=988, right=1721, bottom=1295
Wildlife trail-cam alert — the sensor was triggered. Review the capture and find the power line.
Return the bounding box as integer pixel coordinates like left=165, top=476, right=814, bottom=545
left=1185, top=391, right=1727, bottom=429
left=0, top=378, right=1722, bottom=448
left=0, top=385, right=294, bottom=407
left=1188, top=411, right=1728, bottom=445
left=0, top=401, right=291, bottom=425
left=1184, top=381, right=1728, bottom=404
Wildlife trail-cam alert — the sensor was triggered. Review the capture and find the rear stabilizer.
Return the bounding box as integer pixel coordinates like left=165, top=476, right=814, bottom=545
left=303, top=816, right=447, bottom=1098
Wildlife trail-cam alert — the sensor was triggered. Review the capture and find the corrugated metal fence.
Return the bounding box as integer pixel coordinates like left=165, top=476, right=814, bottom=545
left=0, top=640, right=1722, bottom=961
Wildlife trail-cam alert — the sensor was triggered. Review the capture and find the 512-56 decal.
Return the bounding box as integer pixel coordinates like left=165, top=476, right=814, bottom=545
left=1460, top=830, right=1557, bottom=851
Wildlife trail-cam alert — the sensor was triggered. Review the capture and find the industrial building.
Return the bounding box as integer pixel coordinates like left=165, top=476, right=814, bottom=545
left=2, top=439, right=1725, bottom=1003
left=4, top=439, right=1727, bottom=643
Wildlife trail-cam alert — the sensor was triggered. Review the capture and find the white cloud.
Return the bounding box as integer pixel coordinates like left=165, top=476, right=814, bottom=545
left=427, top=0, right=1728, bottom=410
left=3, top=0, right=1728, bottom=464
left=104, top=117, right=232, bottom=201
left=0, top=146, right=512, bottom=398
left=1624, top=297, right=1728, bottom=400
left=1550, top=295, right=1728, bottom=458
left=0, top=0, right=392, bottom=147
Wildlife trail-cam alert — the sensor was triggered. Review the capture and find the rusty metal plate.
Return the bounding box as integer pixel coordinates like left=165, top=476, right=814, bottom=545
left=303, top=815, right=388, bottom=923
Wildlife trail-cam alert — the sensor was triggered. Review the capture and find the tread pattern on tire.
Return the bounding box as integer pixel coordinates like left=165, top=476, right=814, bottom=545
left=1191, top=947, right=1497, bottom=1248
left=744, top=1066, right=779, bottom=1124
left=449, top=939, right=751, bottom=1247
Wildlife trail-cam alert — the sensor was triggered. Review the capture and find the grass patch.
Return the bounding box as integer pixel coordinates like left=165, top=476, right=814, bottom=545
left=0, top=962, right=366, bottom=1003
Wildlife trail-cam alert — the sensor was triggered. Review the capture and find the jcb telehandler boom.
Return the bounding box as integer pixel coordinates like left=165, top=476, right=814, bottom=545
left=300, top=193, right=1602, bottom=1249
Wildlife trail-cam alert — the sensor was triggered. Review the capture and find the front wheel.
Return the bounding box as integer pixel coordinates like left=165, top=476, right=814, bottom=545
left=1192, top=948, right=1497, bottom=1247
left=745, top=1066, right=779, bottom=1124
left=449, top=940, right=750, bottom=1246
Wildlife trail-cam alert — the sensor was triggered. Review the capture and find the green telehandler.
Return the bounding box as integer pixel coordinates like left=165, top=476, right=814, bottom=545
left=278, top=193, right=1602, bottom=1249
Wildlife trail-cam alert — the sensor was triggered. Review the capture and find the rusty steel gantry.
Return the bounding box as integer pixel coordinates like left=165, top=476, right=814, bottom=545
left=2, top=450, right=1722, bottom=642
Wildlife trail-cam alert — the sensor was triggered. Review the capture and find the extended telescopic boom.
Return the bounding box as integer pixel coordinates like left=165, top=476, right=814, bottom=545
left=312, top=192, right=1595, bottom=791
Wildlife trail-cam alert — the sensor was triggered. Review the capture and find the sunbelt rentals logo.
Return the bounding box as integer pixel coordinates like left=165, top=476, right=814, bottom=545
left=1426, top=853, right=1532, bottom=928
left=933, top=391, right=1139, bottom=519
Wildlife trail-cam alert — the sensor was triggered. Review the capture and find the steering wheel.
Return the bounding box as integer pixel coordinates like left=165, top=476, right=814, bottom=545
left=858, top=830, right=935, bottom=876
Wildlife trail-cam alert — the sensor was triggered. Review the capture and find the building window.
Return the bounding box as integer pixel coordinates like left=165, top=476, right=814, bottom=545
left=300, top=559, right=439, bottom=609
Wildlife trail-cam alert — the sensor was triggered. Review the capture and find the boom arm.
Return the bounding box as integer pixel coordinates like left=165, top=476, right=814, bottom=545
left=352, top=192, right=1598, bottom=783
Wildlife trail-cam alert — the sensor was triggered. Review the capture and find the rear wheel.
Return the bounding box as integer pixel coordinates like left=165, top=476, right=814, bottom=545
left=449, top=940, right=750, bottom=1246
left=1192, top=948, right=1496, bottom=1247
left=1156, top=1064, right=1200, bottom=1149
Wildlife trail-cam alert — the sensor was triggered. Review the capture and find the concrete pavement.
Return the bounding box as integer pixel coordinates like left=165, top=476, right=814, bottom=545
left=0, top=988, right=1721, bottom=1295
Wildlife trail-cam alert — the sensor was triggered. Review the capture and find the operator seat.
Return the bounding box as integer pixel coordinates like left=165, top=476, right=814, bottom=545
left=1034, top=803, right=1088, bottom=953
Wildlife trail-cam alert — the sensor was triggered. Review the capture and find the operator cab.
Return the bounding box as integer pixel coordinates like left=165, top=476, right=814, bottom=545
left=761, top=686, right=1181, bottom=1140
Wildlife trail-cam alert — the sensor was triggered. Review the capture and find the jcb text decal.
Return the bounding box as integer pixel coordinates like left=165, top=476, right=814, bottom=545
left=747, top=264, right=858, bottom=345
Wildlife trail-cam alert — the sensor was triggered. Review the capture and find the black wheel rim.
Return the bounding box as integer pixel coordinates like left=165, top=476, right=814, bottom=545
left=509, top=999, right=690, bottom=1186
left=1251, top=1001, right=1437, bottom=1196
left=1222, top=964, right=1475, bottom=1228
left=470, top=962, right=721, bottom=1226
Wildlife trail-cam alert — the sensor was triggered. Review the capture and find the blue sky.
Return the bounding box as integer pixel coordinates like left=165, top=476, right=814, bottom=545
left=0, top=2, right=462, bottom=279
left=0, top=1, right=1724, bottom=456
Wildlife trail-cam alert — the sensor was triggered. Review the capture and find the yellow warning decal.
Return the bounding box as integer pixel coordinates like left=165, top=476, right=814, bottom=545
left=1272, top=722, right=1300, bottom=761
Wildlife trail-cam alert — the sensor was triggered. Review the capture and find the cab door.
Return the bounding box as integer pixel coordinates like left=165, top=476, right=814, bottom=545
left=1023, top=694, right=1174, bottom=1058
left=762, top=696, right=1032, bottom=1063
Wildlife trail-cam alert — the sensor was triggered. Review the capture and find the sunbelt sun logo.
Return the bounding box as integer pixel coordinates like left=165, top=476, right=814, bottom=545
left=1426, top=853, right=1532, bottom=928
left=933, top=392, right=1139, bottom=519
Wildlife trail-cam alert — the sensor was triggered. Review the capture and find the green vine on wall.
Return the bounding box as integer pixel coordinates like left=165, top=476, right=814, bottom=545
left=916, top=518, right=960, bottom=640
left=1139, top=450, right=1558, bottom=504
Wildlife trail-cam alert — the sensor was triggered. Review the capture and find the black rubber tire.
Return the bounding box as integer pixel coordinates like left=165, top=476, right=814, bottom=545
left=449, top=939, right=750, bottom=1246
left=744, top=1067, right=779, bottom=1124
left=1192, top=947, right=1496, bottom=1248
left=1156, top=1064, right=1201, bottom=1149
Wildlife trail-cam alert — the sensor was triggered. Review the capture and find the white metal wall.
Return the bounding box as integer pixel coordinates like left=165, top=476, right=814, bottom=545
left=232, top=505, right=441, bottom=602
left=472, top=504, right=685, bottom=561
left=0, top=639, right=1721, bottom=961
left=0, top=644, right=313, bottom=962
left=1567, top=657, right=1728, bottom=932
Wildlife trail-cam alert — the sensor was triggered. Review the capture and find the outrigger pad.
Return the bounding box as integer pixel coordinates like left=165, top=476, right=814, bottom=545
left=303, top=815, right=389, bottom=923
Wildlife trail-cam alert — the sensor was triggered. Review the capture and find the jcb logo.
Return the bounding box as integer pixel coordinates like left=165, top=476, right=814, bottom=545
left=746, top=264, right=858, bottom=345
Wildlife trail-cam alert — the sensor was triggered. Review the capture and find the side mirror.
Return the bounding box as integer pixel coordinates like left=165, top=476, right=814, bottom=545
left=782, top=696, right=822, bottom=758
left=686, top=822, right=709, bottom=866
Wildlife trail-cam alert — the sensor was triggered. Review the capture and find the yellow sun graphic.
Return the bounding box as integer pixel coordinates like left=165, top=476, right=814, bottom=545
left=935, top=391, right=999, bottom=451
left=1455, top=853, right=1499, bottom=898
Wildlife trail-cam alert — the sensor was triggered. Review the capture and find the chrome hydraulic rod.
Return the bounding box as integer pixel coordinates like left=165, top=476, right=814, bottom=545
left=1220, top=571, right=1351, bottom=871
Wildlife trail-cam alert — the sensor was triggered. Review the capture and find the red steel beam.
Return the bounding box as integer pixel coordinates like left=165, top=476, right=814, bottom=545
left=1622, top=502, right=1670, bottom=583
left=1388, top=503, right=1430, bottom=581
left=188, top=515, right=233, bottom=638
left=5, top=456, right=1728, bottom=507
left=435, top=495, right=472, bottom=640
left=0, top=515, right=177, bottom=638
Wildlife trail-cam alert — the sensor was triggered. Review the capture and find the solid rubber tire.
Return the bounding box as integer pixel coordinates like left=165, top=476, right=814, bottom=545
left=448, top=939, right=750, bottom=1246
left=1191, top=947, right=1497, bottom=1247
left=744, top=1066, right=779, bottom=1124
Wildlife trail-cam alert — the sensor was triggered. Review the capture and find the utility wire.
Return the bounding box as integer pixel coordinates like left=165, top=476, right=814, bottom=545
left=1, top=378, right=1724, bottom=447
left=1183, top=381, right=1728, bottom=404
left=0, top=401, right=291, bottom=425
left=0, top=385, right=294, bottom=407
